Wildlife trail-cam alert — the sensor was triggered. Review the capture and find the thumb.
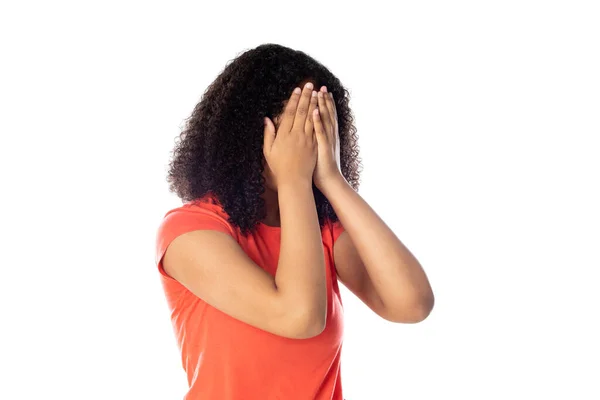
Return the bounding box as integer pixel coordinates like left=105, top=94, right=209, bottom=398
left=263, top=117, right=276, bottom=154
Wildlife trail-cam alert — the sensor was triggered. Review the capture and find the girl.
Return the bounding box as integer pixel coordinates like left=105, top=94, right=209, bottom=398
left=155, top=43, right=434, bottom=399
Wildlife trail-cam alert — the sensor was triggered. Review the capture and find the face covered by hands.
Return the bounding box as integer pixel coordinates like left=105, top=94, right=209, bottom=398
left=269, top=83, right=341, bottom=192
left=311, top=85, right=341, bottom=190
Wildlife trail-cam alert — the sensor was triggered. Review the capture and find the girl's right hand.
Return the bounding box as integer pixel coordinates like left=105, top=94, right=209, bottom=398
left=263, top=82, right=319, bottom=189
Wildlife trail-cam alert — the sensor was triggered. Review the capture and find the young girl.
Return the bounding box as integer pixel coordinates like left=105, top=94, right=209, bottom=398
left=155, top=43, right=434, bottom=400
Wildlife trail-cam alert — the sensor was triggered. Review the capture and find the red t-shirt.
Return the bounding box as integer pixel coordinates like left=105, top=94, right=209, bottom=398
left=155, top=194, right=346, bottom=399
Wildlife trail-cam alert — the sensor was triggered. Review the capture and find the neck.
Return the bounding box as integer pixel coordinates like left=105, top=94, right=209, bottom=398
left=261, top=187, right=280, bottom=227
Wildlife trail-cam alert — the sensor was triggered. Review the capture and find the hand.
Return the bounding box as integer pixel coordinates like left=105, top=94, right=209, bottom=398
left=312, top=86, right=342, bottom=190
left=263, top=82, right=319, bottom=189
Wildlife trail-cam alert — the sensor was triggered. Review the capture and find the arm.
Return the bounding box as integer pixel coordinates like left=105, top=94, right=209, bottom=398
left=162, top=182, right=326, bottom=339
left=275, top=181, right=328, bottom=332
left=163, top=82, right=327, bottom=339
left=323, top=174, right=434, bottom=323
left=312, top=86, right=433, bottom=323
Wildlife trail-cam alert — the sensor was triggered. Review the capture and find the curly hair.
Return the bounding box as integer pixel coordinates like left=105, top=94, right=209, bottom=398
left=166, top=43, right=362, bottom=236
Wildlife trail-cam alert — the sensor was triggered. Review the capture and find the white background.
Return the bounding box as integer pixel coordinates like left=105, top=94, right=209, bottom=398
left=1, top=1, right=599, bottom=399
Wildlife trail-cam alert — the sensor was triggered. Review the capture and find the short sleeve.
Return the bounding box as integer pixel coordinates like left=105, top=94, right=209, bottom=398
left=155, top=205, right=235, bottom=279
left=330, top=219, right=345, bottom=245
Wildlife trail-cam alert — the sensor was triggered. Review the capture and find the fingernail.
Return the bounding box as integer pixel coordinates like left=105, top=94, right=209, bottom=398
left=294, top=87, right=301, bottom=94
left=312, top=90, right=317, bottom=97
left=305, top=82, right=313, bottom=90
left=322, top=86, right=328, bottom=92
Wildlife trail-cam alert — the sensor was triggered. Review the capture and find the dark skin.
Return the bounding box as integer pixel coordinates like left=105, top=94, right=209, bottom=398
left=164, top=81, right=329, bottom=339
left=260, top=186, right=280, bottom=227
left=260, top=78, right=318, bottom=227
left=164, top=81, right=433, bottom=343
left=263, top=81, right=435, bottom=323
left=262, top=77, right=339, bottom=225
left=259, top=114, right=281, bottom=227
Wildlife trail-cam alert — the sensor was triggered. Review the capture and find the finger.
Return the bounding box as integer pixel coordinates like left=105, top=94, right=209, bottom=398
left=326, top=92, right=339, bottom=138
left=263, top=116, right=276, bottom=155
left=278, top=87, right=302, bottom=134
left=324, top=91, right=336, bottom=125
left=329, top=92, right=338, bottom=124
left=292, top=82, right=314, bottom=132
left=304, top=90, right=318, bottom=135
left=313, top=107, right=326, bottom=142
left=317, top=89, right=332, bottom=136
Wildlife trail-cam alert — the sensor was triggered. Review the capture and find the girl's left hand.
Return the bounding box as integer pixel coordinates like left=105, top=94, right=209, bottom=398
left=312, top=86, right=342, bottom=190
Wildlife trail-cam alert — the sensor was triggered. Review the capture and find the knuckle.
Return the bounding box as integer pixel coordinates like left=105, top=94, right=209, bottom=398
left=296, top=105, right=308, bottom=116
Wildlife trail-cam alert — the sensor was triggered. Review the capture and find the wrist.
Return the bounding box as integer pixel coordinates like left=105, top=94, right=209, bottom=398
left=277, top=178, right=314, bottom=193
left=316, top=171, right=347, bottom=195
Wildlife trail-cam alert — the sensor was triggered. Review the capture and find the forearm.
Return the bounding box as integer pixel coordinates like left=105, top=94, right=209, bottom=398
left=321, top=174, right=434, bottom=313
left=275, top=181, right=327, bottom=328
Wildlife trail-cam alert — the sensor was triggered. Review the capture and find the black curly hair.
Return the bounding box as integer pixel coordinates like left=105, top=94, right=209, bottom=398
left=166, top=43, right=362, bottom=236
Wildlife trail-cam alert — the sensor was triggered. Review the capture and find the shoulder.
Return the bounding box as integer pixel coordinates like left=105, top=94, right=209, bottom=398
left=155, top=193, right=236, bottom=265
left=166, top=194, right=230, bottom=222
